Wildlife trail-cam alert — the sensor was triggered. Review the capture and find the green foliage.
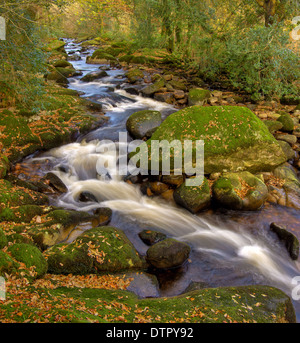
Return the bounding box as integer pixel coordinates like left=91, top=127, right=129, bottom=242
left=223, top=24, right=300, bottom=99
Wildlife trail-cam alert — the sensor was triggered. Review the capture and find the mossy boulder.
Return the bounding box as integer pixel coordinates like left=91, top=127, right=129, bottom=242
left=45, top=226, right=145, bottom=275
left=146, top=238, right=191, bottom=269
left=142, top=106, right=287, bottom=174
left=126, top=110, right=162, bottom=139
left=188, top=88, right=211, bottom=106
left=277, top=141, right=295, bottom=161
left=7, top=243, right=48, bottom=279
left=173, top=177, right=211, bottom=213
left=125, top=68, right=144, bottom=83
left=46, top=69, right=69, bottom=85
left=212, top=171, right=268, bottom=211
left=86, top=51, right=117, bottom=64
left=276, top=114, right=295, bottom=132
left=44, top=39, right=66, bottom=52
left=53, top=60, right=73, bottom=68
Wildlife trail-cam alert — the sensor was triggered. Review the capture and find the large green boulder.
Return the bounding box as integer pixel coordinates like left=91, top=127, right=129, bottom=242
left=126, top=110, right=162, bottom=139
left=141, top=106, right=286, bottom=174
left=212, top=171, right=268, bottom=211
left=45, top=226, right=145, bottom=274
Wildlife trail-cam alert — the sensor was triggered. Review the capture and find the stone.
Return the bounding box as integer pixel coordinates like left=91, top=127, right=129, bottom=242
left=277, top=114, right=295, bottom=132
left=80, top=70, right=108, bottom=82
left=263, top=120, right=283, bottom=134
left=270, top=223, right=299, bottom=260
left=126, top=109, right=162, bottom=139
left=43, top=172, right=68, bottom=193
left=173, top=177, right=211, bottom=213
left=212, top=171, right=268, bottom=211
left=140, top=106, right=287, bottom=175
left=146, top=238, right=191, bottom=269
left=276, top=134, right=297, bottom=146
left=138, top=230, right=167, bottom=246
left=188, top=88, right=211, bottom=106
left=277, top=141, right=295, bottom=161
left=126, top=69, right=144, bottom=84
left=154, top=92, right=174, bottom=104
left=45, top=226, right=145, bottom=274
left=141, top=79, right=165, bottom=96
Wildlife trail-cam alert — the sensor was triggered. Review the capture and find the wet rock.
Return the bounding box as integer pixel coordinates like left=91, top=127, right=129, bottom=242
left=78, top=191, right=98, bottom=203
left=125, top=271, right=160, bottom=298
left=123, top=87, right=139, bottom=95
left=80, top=70, right=108, bottom=82
left=138, top=229, right=167, bottom=246
left=146, top=238, right=191, bottom=269
left=125, top=68, right=144, bottom=84
left=141, top=79, right=165, bottom=96
left=161, top=174, right=184, bottom=187
left=270, top=223, right=299, bottom=260
left=92, top=207, right=112, bottom=226
left=212, top=171, right=268, bottom=211
left=43, top=172, right=68, bottom=193
left=126, top=109, right=162, bottom=139
left=154, top=92, right=174, bottom=104
left=173, top=177, right=211, bottom=214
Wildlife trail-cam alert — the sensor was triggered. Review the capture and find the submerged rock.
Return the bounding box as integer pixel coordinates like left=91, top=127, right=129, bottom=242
left=138, top=230, right=167, bottom=246
left=270, top=223, right=299, bottom=260
left=146, top=238, right=191, bottom=269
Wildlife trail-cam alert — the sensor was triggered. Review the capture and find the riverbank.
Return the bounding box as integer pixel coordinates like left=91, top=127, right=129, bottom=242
left=0, top=37, right=299, bottom=323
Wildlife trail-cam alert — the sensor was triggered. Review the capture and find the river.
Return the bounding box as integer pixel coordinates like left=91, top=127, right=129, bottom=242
left=15, top=39, right=300, bottom=321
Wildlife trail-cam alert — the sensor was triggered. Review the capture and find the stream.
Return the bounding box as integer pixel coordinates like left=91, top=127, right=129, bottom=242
left=17, top=39, right=300, bottom=321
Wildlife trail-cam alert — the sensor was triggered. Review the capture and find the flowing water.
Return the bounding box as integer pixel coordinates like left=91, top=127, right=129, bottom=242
left=17, top=39, right=300, bottom=320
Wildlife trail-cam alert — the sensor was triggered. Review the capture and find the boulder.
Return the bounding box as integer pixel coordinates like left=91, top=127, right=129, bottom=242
left=173, top=177, right=211, bottom=213
left=138, top=230, right=167, bottom=246
left=146, top=238, right=191, bottom=269
left=43, top=172, right=68, bottom=193
left=125, top=69, right=144, bottom=83
left=141, top=106, right=287, bottom=175
left=80, top=70, right=108, bottom=82
left=212, top=171, right=268, bottom=211
left=277, top=141, right=295, bottom=161
left=188, top=88, right=211, bottom=106
left=141, top=79, right=165, bottom=96
left=126, top=109, right=162, bottom=139
left=276, top=114, right=295, bottom=132
left=270, top=223, right=299, bottom=260
left=8, top=243, right=48, bottom=279
left=263, top=120, right=283, bottom=134
left=45, top=226, right=145, bottom=274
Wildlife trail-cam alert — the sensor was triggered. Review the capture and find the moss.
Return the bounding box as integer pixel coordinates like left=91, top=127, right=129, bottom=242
left=141, top=78, right=165, bottom=96
left=44, top=39, right=66, bottom=52
left=46, top=209, right=92, bottom=227
left=143, top=106, right=286, bottom=174
left=0, top=205, right=44, bottom=223
left=173, top=177, right=211, bottom=213
left=125, top=68, right=144, bottom=83
left=52, top=60, right=73, bottom=68
left=7, top=243, right=48, bottom=278
left=0, top=251, right=19, bottom=276
left=126, top=110, right=162, bottom=139
left=212, top=171, right=268, bottom=211
left=263, top=120, right=283, bottom=134
left=0, top=228, right=8, bottom=249
left=188, top=88, right=211, bottom=105
left=276, top=114, right=295, bottom=132
left=45, top=226, right=145, bottom=275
